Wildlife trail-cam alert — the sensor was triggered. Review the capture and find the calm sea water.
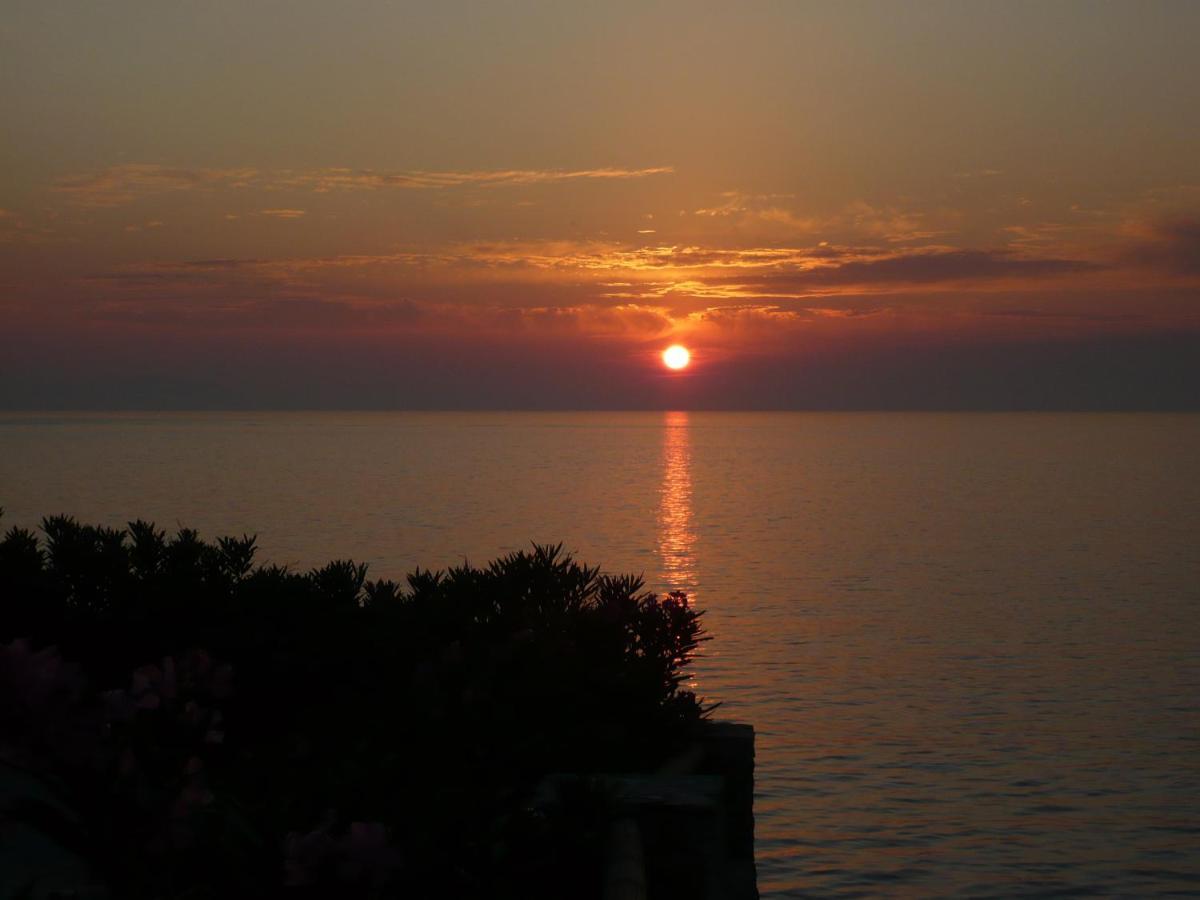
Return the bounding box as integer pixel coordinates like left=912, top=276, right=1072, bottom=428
left=2, top=412, right=1199, bottom=897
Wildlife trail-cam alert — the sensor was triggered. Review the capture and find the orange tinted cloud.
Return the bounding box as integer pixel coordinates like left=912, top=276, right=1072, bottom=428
left=275, top=165, right=675, bottom=191
left=52, top=164, right=259, bottom=207
left=52, top=163, right=674, bottom=206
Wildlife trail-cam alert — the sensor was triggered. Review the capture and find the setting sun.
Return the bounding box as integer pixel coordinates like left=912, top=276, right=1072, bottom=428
left=662, top=344, right=691, bottom=370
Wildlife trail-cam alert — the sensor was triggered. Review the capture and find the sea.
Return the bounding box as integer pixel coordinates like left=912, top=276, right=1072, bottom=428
left=2, top=411, right=1198, bottom=897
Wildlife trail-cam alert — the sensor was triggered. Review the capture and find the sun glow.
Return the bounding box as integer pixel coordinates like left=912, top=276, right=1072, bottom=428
left=662, top=344, right=691, bottom=370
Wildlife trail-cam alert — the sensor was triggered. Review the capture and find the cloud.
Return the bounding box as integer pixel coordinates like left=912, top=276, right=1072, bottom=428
left=53, top=164, right=257, bottom=207
left=84, top=296, right=426, bottom=329
left=518, top=303, right=674, bottom=337
left=0, top=209, right=59, bottom=244
left=795, top=248, right=1096, bottom=285
left=658, top=248, right=1101, bottom=301
left=276, top=165, right=675, bottom=192
left=259, top=208, right=306, bottom=219
left=839, top=200, right=949, bottom=243
left=689, top=194, right=946, bottom=243
left=1002, top=222, right=1079, bottom=250
left=692, top=191, right=797, bottom=218
left=52, top=163, right=674, bottom=206
left=952, top=168, right=1004, bottom=179
left=88, top=240, right=1100, bottom=318
left=574, top=243, right=1097, bottom=300
left=419, top=241, right=894, bottom=274
left=123, top=220, right=164, bottom=232
left=74, top=285, right=677, bottom=340
left=1122, top=217, right=1200, bottom=276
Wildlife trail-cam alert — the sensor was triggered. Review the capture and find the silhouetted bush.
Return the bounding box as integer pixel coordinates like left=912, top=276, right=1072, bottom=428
left=0, top=511, right=708, bottom=898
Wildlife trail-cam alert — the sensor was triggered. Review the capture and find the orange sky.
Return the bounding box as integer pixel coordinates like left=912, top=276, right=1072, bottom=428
left=2, top=2, right=1198, bottom=408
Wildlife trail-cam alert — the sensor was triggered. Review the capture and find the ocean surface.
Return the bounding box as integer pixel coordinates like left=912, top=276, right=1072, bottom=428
left=2, top=411, right=1198, bottom=897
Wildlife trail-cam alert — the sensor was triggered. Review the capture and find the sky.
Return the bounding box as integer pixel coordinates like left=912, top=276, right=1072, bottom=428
left=2, top=0, right=1199, bottom=409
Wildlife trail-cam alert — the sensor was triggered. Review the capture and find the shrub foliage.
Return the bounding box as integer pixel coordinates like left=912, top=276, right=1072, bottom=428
left=0, top=512, right=707, bottom=898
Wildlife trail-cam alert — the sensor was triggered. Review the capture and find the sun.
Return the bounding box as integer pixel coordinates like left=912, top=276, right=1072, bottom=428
left=662, top=344, right=691, bottom=370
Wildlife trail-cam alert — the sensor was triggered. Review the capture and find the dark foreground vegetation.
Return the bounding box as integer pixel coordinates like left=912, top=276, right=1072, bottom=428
left=0, top=512, right=709, bottom=899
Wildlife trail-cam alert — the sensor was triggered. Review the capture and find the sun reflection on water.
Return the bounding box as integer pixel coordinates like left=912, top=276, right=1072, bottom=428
left=657, top=411, right=698, bottom=600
